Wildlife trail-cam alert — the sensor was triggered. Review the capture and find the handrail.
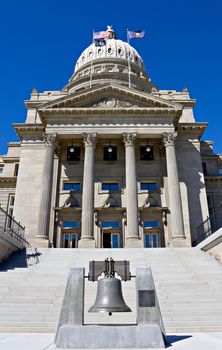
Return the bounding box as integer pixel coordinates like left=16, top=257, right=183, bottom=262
left=0, top=205, right=29, bottom=247
left=193, top=204, right=222, bottom=246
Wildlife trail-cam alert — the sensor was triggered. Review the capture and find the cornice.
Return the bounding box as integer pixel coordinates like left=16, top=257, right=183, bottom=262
left=13, top=123, right=45, bottom=141
left=205, top=176, right=222, bottom=183
left=0, top=177, right=17, bottom=185
left=1, top=157, right=20, bottom=163
left=177, top=122, right=207, bottom=138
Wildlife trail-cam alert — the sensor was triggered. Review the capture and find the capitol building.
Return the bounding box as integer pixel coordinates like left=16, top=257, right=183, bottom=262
left=0, top=26, right=222, bottom=250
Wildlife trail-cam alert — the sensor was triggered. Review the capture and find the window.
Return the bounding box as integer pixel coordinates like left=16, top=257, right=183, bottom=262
left=144, top=233, right=159, bottom=248
left=103, top=145, right=117, bottom=161
left=0, top=168, right=3, bottom=176
left=140, top=145, right=154, bottom=160
left=202, top=162, right=207, bottom=176
left=218, top=168, right=222, bottom=175
left=140, top=182, right=157, bottom=191
left=14, top=164, right=19, bottom=177
left=101, top=183, right=119, bottom=191
left=67, top=146, right=80, bottom=161
left=6, top=194, right=15, bottom=228
left=63, top=183, right=81, bottom=191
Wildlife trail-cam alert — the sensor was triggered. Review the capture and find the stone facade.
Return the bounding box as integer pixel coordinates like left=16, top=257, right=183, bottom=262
left=0, top=27, right=221, bottom=249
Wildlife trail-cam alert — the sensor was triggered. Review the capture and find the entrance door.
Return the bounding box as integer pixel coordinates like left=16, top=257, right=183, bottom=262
left=63, top=232, right=79, bottom=248
left=102, top=232, right=120, bottom=248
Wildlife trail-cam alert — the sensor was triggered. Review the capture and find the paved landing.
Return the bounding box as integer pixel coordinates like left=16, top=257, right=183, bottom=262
left=1, top=333, right=222, bottom=350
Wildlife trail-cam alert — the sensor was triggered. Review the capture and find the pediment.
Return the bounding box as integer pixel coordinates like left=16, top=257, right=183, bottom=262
left=38, top=84, right=182, bottom=112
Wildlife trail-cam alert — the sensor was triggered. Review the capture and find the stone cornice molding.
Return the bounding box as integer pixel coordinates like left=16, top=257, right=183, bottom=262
left=1, top=157, right=20, bottom=163
left=177, top=122, right=207, bottom=139
left=44, top=133, right=57, bottom=148
left=13, top=123, right=45, bottom=141
left=123, top=132, right=137, bottom=147
left=162, top=132, right=176, bottom=147
left=205, top=176, right=222, bottom=183
left=82, top=133, right=97, bottom=148
left=0, top=177, right=17, bottom=185
left=37, top=83, right=183, bottom=111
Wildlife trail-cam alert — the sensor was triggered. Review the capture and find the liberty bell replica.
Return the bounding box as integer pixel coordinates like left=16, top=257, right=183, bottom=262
left=89, top=258, right=131, bottom=315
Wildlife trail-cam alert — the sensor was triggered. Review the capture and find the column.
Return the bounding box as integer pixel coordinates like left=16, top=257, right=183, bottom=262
left=79, top=133, right=96, bottom=248
left=123, top=133, right=142, bottom=248
left=163, top=132, right=185, bottom=245
left=36, top=134, right=56, bottom=246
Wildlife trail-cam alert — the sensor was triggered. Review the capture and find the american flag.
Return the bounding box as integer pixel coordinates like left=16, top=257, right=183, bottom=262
left=93, top=31, right=110, bottom=40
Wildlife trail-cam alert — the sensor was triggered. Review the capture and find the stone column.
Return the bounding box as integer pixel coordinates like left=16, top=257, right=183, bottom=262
left=79, top=133, right=96, bottom=248
left=163, top=132, right=185, bottom=246
left=36, top=134, right=57, bottom=247
left=123, top=133, right=142, bottom=248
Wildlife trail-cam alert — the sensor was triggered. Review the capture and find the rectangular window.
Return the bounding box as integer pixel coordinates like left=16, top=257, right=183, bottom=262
left=144, top=233, right=159, bottom=248
left=202, top=162, right=207, bottom=176
left=140, top=182, right=157, bottom=191
left=101, top=183, right=119, bottom=191
left=140, top=145, right=154, bottom=160
left=14, top=164, right=19, bottom=177
left=67, top=146, right=81, bottom=161
left=144, top=221, right=159, bottom=229
left=101, top=221, right=120, bottom=229
left=0, top=168, right=3, bottom=176
left=63, top=183, right=81, bottom=191
left=112, top=234, right=119, bottom=248
left=103, top=146, right=117, bottom=161
left=218, top=168, right=222, bottom=175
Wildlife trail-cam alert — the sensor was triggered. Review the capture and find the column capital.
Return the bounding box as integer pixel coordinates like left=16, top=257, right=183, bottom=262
left=162, top=132, right=176, bottom=148
left=123, top=132, right=137, bottom=147
left=45, top=133, right=57, bottom=147
left=83, top=133, right=97, bottom=148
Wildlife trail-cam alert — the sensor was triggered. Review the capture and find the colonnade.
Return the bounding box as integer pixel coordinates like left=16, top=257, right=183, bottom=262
left=36, top=132, right=185, bottom=247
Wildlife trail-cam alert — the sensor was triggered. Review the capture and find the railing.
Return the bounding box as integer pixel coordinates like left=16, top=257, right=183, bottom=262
left=0, top=205, right=29, bottom=247
left=193, top=204, right=222, bottom=246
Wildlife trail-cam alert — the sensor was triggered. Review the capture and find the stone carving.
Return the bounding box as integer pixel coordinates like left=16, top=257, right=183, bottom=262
left=123, top=132, right=137, bottom=146
left=162, top=132, right=175, bottom=147
left=45, top=133, right=57, bottom=147
left=62, top=190, right=79, bottom=208
left=83, top=133, right=97, bottom=148
left=143, top=193, right=158, bottom=208
left=102, top=194, right=118, bottom=208
left=90, top=98, right=140, bottom=108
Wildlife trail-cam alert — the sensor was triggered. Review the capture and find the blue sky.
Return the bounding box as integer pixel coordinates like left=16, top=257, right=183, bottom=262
left=0, top=0, right=221, bottom=154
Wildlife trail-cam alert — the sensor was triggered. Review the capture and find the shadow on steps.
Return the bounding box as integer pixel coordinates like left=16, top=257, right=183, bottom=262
left=0, top=248, right=41, bottom=271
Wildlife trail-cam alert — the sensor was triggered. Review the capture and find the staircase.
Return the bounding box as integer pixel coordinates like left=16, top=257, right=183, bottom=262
left=0, top=248, right=222, bottom=333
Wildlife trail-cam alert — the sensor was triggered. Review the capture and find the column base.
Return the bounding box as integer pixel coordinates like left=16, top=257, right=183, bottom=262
left=171, top=236, right=187, bottom=247
left=78, top=238, right=96, bottom=248
left=125, top=237, right=143, bottom=248
left=34, top=235, right=49, bottom=248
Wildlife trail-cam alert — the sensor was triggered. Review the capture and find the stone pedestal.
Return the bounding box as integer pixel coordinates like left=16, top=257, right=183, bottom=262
left=123, top=133, right=142, bottom=248
left=36, top=134, right=56, bottom=246
left=163, top=133, right=185, bottom=246
left=79, top=133, right=96, bottom=248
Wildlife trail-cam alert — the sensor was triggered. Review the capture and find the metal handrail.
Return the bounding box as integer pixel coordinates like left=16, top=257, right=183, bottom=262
left=193, top=204, right=222, bottom=246
left=0, top=205, right=29, bottom=247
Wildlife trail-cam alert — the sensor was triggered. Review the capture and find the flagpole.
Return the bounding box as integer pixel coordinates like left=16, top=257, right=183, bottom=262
left=90, top=29, right=94, bottom=89
left=127, top=29, right=131, bottom=88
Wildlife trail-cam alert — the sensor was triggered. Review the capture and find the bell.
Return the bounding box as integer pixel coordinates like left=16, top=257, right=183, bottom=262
left=89, top=275, right=132, bottom=314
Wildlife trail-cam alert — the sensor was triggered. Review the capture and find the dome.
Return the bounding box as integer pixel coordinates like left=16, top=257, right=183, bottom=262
left=65, top=26, right=155, bottom=93
left=74, top=39, right=144, bottom=73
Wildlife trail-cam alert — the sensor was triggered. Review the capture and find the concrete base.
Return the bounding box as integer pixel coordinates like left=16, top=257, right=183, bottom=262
left=171, top=236, right=187, bottom=247
left=78, top=239, right=96, bottom=248
left=34, top=236, right=49, bottom=248
left=125, top=237, right=143, bottom=248
left=55, top=324, right=165, bottom=349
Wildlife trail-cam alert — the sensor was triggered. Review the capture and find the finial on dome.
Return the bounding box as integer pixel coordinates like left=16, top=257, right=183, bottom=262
left=106, top=25, right=116, bottom=39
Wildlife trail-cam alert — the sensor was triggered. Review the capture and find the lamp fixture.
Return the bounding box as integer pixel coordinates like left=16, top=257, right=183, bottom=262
left=108, top=141, right=113, bottom=153
left=145, top=139, right=151, bottom=153
left=69, top=141, right=75, bottom=153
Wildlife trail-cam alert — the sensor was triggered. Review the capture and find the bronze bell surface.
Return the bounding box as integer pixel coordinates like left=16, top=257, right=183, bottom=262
left=88, top=275, right=132, bottom=314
